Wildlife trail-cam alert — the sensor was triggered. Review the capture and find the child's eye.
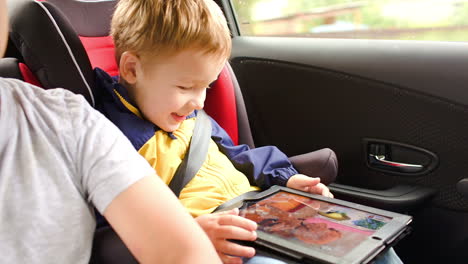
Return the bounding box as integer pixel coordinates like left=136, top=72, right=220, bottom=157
left=177, top=86, right=191, bottom=90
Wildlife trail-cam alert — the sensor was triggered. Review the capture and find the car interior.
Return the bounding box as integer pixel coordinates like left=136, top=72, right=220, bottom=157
left=2, top=0, right=468, bottom=263
left=3, top=0, right=339, bottom=263
left=221, top=0, right=468, bottom=262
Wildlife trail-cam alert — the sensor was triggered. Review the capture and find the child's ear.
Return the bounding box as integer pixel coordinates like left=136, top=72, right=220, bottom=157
left=119, top=51, right=140, bottom=84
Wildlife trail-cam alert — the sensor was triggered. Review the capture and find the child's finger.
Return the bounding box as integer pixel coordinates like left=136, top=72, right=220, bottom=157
left=219, top=253, right=244, bottom=264
left=216, top=239, right=256, bottom=259
left=294, top=174, right=320, bottom=188
left=216, top=224, right=257, bottom=241
left=310, top=183, right=333, bottom=198
left=287, top=175, right=321, bottom=193
left=301, top=175, right=320, bottom=185
left=218, top=214, right=257, bottom=231
left=216, top=207, right=239, bottom=216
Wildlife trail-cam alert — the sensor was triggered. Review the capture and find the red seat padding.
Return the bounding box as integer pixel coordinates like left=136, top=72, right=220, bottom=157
left=79, top=36, right=118, bottom=77
left=19, top=62, right=42, bottom=87
left=204, top=65, right=239, bottom=145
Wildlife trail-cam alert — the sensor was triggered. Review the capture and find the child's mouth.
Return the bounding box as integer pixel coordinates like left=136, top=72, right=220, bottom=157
left=171, top=113, right=186, bottom=122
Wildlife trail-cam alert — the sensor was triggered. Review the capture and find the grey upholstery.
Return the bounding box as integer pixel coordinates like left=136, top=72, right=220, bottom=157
left=47, top=0, right=116, bottom=37
left=0, top=58, right=22, bottom=80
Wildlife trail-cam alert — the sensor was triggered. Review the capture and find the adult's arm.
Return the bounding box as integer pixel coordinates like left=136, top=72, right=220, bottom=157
left=69, top=95, right=220, bottom=264
left=104, top=174, right=221, bottom=264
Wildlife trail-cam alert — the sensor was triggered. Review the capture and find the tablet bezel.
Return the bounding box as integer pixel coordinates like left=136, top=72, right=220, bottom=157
left=224, top=185, right=412, bottom=264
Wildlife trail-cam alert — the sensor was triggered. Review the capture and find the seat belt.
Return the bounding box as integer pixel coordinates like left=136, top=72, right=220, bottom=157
left=169, top=110, right=212, bottom=197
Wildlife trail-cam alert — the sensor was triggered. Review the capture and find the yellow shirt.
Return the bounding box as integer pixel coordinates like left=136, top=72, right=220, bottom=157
left=138, top=117, right=259, bottom=217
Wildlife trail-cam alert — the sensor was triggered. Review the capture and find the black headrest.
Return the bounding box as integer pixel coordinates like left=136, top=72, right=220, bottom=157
left=0, top=58, right=23, bottom=80
left=47, top=0, right=116, bottom=37
left=7, top=0, right=95, bottom=105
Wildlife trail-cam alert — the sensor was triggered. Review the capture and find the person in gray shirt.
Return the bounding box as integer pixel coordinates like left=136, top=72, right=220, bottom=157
left=0, top=0, right=222, bottom=263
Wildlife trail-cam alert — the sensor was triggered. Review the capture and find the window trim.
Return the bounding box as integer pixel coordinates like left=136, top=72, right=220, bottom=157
left=218, top=0, right=241, bottom=37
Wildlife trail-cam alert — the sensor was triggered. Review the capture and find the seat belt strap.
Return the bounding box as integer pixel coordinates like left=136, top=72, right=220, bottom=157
left=169, top=110, right=212, bottom=197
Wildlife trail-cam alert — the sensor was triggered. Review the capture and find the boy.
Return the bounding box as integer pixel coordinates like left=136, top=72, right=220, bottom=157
left=0, top=0, right=221, bottom=263
left=94, top=0, right=401, bottom=263
left=96, top=0, right=332, bottom=217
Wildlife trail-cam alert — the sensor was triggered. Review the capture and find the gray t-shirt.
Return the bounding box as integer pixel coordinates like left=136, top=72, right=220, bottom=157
left=0, top=78, right=154, bottom=263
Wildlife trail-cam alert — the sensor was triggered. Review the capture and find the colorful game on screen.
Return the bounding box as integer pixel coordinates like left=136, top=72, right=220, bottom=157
left=239, top=191, right=392, bottom=258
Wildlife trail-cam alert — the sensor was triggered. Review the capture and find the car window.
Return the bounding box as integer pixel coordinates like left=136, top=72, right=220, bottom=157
left=231, top=0, right=468, bottom=41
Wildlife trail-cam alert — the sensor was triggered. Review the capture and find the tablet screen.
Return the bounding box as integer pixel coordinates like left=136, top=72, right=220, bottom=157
left=239, top=191, right=392, bottom=258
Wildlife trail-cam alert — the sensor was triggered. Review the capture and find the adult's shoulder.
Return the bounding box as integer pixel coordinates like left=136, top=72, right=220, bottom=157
left=0, top=77, right=88, bottom=105
left=0, top=77, right=94, bottom=116
left=0, top=77, right=104, bottom=140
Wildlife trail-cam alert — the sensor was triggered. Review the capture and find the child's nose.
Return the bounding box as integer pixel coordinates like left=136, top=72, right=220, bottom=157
left=191, top=91, right=205, bottom=110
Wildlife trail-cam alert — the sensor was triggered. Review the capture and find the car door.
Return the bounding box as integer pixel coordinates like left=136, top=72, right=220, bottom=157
left=217, top=0, right=468, bottom=263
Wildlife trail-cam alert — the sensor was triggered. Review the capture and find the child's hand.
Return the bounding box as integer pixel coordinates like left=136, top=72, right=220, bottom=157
left=287, top=174, right=334, bottom=198
left=195, top=208, right=257, bottom=264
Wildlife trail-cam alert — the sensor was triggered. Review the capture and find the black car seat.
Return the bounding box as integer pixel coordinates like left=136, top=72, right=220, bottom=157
left=7, top=0, right=97, bottom=105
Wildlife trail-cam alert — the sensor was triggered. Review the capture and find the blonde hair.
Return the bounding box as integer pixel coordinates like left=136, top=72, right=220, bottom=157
left=111, top=0, right=231, bottom=64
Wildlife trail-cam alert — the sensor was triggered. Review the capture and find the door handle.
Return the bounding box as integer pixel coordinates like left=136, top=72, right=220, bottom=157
left=369, top=154, right=424, bottom=173
left=364, top=138, right=438, bottom=176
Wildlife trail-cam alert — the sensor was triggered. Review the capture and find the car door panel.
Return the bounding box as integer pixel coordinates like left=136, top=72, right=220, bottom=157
left=229, top=36, right=468, bottom=263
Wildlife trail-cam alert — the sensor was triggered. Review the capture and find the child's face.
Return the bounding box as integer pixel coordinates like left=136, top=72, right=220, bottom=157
left=127, top=49, right=225, bottom=132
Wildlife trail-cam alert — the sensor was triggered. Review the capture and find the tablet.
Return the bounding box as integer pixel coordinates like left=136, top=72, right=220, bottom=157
left=222, top=186, right=412, bottom=264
